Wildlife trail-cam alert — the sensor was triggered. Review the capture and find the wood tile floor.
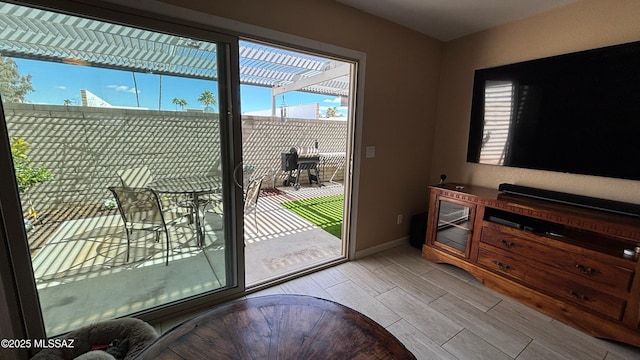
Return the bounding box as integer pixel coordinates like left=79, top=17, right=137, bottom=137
left=153, top=243, right=640, bottom=360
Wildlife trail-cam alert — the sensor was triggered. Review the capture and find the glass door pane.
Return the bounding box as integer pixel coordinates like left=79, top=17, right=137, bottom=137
left=238, top=40, right=353, bottom=286
left=0, top=1, right=238, bottom=336
left=433, top=199, right=473, bottom=255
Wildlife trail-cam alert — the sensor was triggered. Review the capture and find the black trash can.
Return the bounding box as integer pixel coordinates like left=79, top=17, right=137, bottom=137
left=409, top=212, right=428, bottom=249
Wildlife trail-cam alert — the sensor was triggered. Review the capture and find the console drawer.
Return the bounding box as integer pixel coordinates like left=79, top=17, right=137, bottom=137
left=478, top=245, right=627, bottom=320
left=477, top=247, right=527, bottom=281
left=480, top=227, right=634, bottom=291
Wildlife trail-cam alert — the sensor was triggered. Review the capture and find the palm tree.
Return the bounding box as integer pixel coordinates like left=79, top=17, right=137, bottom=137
left=172, top=97, right=187, bottom=111
left=131, top=72, right=140, bottom=107
left=326, top=106, right=338, bottom=118
left=63, top=99, right=72, bottom=106
left=197, top=90, right=217, bottom=112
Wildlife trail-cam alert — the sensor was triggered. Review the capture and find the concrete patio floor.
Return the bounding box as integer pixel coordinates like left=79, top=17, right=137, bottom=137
left=33, top=182, right=344, bottom=335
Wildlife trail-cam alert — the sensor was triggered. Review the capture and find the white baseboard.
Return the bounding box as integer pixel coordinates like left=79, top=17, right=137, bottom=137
left=354, top=237, right=408, bottom=259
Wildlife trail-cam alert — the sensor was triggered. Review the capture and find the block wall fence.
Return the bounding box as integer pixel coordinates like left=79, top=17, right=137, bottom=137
left=4, top=104, right=347, bottom=213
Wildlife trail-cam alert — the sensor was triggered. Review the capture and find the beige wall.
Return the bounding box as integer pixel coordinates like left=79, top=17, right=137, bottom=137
left=432, top=0, right=640, bottom=204
left=157, top=0, right=443, bottom=251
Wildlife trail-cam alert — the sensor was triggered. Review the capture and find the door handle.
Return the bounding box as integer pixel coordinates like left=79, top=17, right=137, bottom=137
left=233, top=162, right=244, bottom=188
left=500, top=239, right=515, bottom=248
left=492, top=260, right=512, bottom=271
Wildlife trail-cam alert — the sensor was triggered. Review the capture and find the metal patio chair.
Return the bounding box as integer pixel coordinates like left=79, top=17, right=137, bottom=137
left=201, top=159, right=223, bottom=209
left=244, top=175, right=265, bottom=236
left=116, top=166, right=153, bottom=188
left=108, top=186, right=179, bottom=265
left=116, top=166, right=185, bottom=213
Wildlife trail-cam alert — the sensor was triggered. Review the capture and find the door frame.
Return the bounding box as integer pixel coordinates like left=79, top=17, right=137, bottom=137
left=0, top=0, right=367, bottom=345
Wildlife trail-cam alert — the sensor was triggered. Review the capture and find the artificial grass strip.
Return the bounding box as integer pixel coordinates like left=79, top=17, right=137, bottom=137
left=281, top=194, right=344, bottom=238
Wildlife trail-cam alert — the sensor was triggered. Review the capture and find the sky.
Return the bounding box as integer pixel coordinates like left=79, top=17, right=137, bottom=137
left=15, top=58, right=347, bottom=117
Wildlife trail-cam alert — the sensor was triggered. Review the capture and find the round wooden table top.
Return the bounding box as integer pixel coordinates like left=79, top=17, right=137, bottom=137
left=137, top=294, right=416, bottom=359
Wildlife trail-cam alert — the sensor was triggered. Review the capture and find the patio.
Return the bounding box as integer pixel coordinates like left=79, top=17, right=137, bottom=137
left=10, top=103, right=349, bottom=336
left=29, top=181, right=344, bottom=335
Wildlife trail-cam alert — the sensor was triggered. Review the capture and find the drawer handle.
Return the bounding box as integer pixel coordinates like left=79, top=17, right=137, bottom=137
left=569, top=290, right=589, bottom=301
left=575, top=264, right=597, bottom=276
left=500, top=239, right=515, bottom=248
left=492, top=260, right=512, bottom=271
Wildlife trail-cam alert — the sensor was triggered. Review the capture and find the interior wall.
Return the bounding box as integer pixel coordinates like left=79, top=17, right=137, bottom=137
left=156, top=0, right=443, bottom=250
left=432, top=0, right=640, bottom=204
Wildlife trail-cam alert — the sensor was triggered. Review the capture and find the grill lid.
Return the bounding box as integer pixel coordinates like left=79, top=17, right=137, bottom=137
left=290, top=147, right=320, bottom=158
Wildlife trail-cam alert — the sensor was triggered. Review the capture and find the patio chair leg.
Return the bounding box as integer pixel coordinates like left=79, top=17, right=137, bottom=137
left=125, top=228, right=132, bottom=263
left=165, top=232, right=169, bottom=266
left=163, top=226, right=170, bottom=266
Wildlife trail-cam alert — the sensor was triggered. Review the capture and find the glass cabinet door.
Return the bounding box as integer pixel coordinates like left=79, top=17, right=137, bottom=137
left=432, top=198, right=474, bottom=256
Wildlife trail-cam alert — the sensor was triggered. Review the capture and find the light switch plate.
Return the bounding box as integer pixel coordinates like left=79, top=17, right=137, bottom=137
left=365, top=146, right=376, bottom=158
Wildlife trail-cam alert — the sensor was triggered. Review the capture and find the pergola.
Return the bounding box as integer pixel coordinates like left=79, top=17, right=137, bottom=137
left=0, top=2, right=351, bottom=113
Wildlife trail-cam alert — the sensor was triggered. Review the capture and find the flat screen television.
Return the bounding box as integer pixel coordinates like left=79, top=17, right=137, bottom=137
left=466, top=40, right=640, bottom=181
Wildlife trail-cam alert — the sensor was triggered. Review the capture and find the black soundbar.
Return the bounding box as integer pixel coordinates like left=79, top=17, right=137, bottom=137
left=498, top=183, right=640, bottom=218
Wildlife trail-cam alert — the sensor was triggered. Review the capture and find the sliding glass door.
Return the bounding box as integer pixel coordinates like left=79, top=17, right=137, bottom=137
left=0, top=0, right=243, bottom=337
left=238, top=40, right=354, bottom=286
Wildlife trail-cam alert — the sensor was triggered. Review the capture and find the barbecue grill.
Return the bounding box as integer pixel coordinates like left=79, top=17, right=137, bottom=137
left=281, top=147, right=321, bottom=190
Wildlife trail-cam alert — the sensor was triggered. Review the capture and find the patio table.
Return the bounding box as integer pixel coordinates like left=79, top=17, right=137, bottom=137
left=147, top=175, right=222, bottom=247
left=319, top=152, right=346, bottom=184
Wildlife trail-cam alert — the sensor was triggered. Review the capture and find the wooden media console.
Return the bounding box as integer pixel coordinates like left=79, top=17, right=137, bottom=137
left=422, top=183, right=640, bottom=347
